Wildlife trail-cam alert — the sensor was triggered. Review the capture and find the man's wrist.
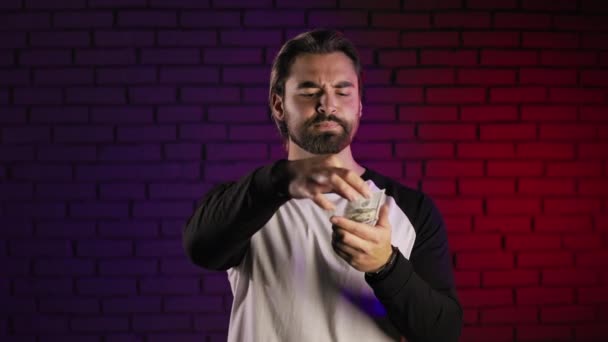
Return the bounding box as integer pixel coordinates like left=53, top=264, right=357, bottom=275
left=365, top=245, right=398, bottom=280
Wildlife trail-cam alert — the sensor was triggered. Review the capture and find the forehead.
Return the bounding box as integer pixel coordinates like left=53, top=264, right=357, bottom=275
left=286, top=52, right=358, bottom=85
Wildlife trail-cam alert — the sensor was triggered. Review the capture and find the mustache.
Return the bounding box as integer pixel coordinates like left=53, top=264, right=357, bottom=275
left=308, top=114, right=345, bottom=127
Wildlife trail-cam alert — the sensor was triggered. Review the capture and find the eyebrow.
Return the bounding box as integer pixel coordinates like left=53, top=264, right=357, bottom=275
left=296, top=81, right=355, bottom=90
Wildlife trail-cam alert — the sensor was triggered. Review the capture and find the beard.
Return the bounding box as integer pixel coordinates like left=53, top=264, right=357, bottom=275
left=286, top=109, right=355, bottom=155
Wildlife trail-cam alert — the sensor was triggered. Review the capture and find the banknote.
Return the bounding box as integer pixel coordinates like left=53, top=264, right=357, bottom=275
left=343, top=189, right=385, bottom=226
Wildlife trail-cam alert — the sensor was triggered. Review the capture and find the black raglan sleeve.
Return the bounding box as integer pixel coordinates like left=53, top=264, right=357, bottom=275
left=365, top=194, right=463, bottom=342
left=183, top=160, right=291, bottom=271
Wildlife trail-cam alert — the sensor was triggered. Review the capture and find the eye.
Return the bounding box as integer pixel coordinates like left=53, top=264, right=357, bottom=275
left=338, top=93, right=351, bottom=97
left=300, top=93, right=317, bottom=97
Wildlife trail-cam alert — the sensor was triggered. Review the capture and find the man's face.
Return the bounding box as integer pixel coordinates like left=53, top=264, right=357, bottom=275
left=278, top=52, right=361, bottom=154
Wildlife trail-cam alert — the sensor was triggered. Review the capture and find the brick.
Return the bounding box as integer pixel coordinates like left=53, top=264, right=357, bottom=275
left=580, top=179, right=608, bottom=195
left=398, top=105, right=457, bottom=122
left=542, top=124, right=597, bottom=141
left=13, top=278, right=73, bottom=295
left=0, top=69, right=29, bottom=85
left=165, top=295, right=223, bottom=312
left=223, top=66, right=268, bottom=84
left=517, top=325, right=573, bottom=341
left=460, top=326, right=513, bottom=342
left=229, top=124, right=282, bottom=141
left=35, top=259, right=95, bottom=276
left=0, top=182, right=33, bottom=199
left=579, top=143, right=608, bottom=158
left=1, top=298, right=36, bottom=314
left=491, top=87, right=546, bottom=103
left=136, top=239, right=184, bottom=256
left=520, top=68, right=578, bottom=85
left=77, top=278, right=137, bottom=296
left=443, top=215, right=473, bottom=232
left=5, top=201, right=66, bottom=218
left=395, top=142, right=454, bottom=159
left=158, top=30, right=216, bottom=47
left=158, top=106, right=203, bottom=122
left=581, top=69, right=608, bottom=86
left=30, top=31, right=90, bottom=47
left=204, top=48, right=262, bottom=64
left=480, top=124, right=536, bottom=140
left=141, top=48, right=200, bottom=64
left=2, top=126, right=51, bottom=143
left=102, top=297, right=162, bottom=313
left=207, top=105, right=267, bottom=123
left=433, top=198, right=483, bottom=215
left=76, top=240, right=133, bottom=257
left=426, top=161, right=484, bottom=177
left=506, top=234, right=561, bottom=250
left=482, top=50, right=537, bottom=66
left=54, top=125, right=114, bottom=142
left=518, top=251, right=574, bottom=268
left=0, top=145, right=35, bottom=161
left=20, top=49, right=71, bottom=66
left=221, top=29, right=282, bottom=46
left=517, top=287, right=574, bottom=305
left=481, top=307, right=538, bottom=324
left=516, top=143, right=575, bottom=159
left=36, top=221, right=96, bottom=238
left=460, top=105, right=518, bottom=121
left=35, top=68, right=93, bottom=85
left=160, top=258, right=202, bottom=275
left=243, top=86, right=269, bottom=103
left=160, top=66, right=218, bottom=83
left=427, top=87, right=485, bottom=103
left=9, top=239, right=71, bottom=257
left=418, top=124, right=476, bottom=140
left=181, top=87, right=240, bottom=104
left=518, top=179, right=575, bottom=195
left=54, top=10, right=113, bottom=28
left=70, top=201, right=129, bottom=218
left=364, top=87, right=423, bottom=103
left=181, top=10, right=240, bottom=27
left=204, top=161, right=269, bottom=181
left=36, top=183, right=96, bottom=199
left=487, top=198, right=541, bottom=214
left=462, top=31, right=519, bottom=47
left=542, top=305, right=596, bottom=324
left=555, top=15, right=608, bottom=31
left=448, top=233, right=502, bottom=251
left=420, top=179, right=456, bottom=196
left=541, top=51, right=597, bottom=66
left=459, top=288, right=513, bottom=307
left=99, top=221, right=159, bottom=238
left=456, top=252, right=514, bottom=270
left=91, top=107, right=153, bottom=123
left=495, top=13, right=551, bottom=29
left=523, top=32, right=579, bottom=49
left=133, top=314, right=191, bottom=332
left=576, top=251, right=608, bottom=267
left=97, top=67, right=157, bottom=84
left=535, top=215, right=593, bottom=233
left=396, top=68, right=454, bottom=85
left=543, top=269, right=598, bottom=286
left=117, top=125, right=176, bottom=142
left=459, top=179, right=515, bottom=195
left=129, top=86, right=176, bottom=104
left=458, top=69, right=515, bottom=85
left=76, top=49, right=136, bottom=65
left=117, top=10, right=176, bottom=27
left=371, top=13, right=429, bottom=29
left=133, top=201, right=192, bottom=218
left=194, top=314, right=230, bottom=331
left=139, top=276, right=199, bottom=294
left=12, top=164, right=72, bottom=181
left=149, top=182, right=210, bottom=200
left=71, top=317, right=129, bottom=332
left=343, top=30, right=400, bottom=48
left=582, top=33, right=608, bottom=49
left=378, top=51, right=417, bottom=67
left=467, top=0, right=515, bottom=8
left=454, top=271, right=480, bottom=287
left=521, top=105, right=578, bottom=121
left=475, top=216, right=531, bottom=232
left=277, top=0, right=335, bottom=7
left=0, top=12, right=50, bottom=29
left=457, top=143, right=515, bottom=159
left=401, top=32, right=459, bottom=47
left=578, top=286, right=608, bottom=303
left=549, top=88, right=605, bottom=103
left=545, top=198, right=602, bottom=214
left=403, top=0, right=462, bottom=9
left=483, top=269, right=539, bottom=287
left=164, top=143, right=204, bottom=160
left=0, top=32, right=26, bottom=48
left=434, top=11, right=490, bottom=28
left=421, top=50, right=477, bottom=66
left=95, top=30, right=155, bottom=47
left=244, top=10, right=304, bottom=27
left=99, top=183, right=146, bottom=199
left=14, top=88, right=62, bottom=105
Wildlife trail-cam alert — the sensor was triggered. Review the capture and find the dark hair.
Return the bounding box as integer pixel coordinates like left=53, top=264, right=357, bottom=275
left=268, top=29, right=363, bottom=141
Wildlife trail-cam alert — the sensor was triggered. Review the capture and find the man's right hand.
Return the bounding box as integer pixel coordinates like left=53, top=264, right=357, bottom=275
left=285, top=155, right=372, bottom=211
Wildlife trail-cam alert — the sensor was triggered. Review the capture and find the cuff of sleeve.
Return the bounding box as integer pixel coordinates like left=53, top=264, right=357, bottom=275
left=253, top=159, right=292, bottom=202
left=365, top=252, right=414, bottom=300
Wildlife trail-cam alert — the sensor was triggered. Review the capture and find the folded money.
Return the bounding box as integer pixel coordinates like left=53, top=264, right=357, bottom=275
left=343, top=189, right=385, bottom=226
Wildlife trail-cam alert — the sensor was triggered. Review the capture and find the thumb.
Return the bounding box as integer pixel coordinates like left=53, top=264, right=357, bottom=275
left=375, top=202, right=391, bottom=229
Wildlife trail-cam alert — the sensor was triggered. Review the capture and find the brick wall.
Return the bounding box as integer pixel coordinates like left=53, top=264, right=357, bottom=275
left=1, top=0, right=607, bottom=341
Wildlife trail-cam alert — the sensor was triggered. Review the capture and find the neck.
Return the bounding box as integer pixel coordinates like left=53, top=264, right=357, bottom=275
left=285, top=140, right=366, bottom=176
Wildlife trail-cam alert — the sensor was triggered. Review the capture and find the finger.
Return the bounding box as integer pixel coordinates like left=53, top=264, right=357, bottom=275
left=333, top=240, right=362, bottom=258
left=333, top=227, right=371, bottom=252
left=328, top=172, right=361, bottom=202
left=333, top=246, right=352, bottom=263
left=312, top=192, right=335, bottom=211
left=376, top=202, right=391, bottom=229
left=330, top=216, right=375, bottom=241
left=338, top=168, right=372, bottom=199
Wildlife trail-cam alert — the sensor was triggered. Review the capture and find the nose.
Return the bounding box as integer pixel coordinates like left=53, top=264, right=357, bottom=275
left=317, top=92, right=337, bottom=114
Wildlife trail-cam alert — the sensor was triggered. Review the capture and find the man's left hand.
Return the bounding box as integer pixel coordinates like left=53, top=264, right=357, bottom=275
left=330, top=203, right=392, bottom=273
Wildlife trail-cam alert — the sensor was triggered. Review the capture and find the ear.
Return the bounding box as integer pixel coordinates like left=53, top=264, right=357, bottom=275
left=271, top=93, right=285, bottom=121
